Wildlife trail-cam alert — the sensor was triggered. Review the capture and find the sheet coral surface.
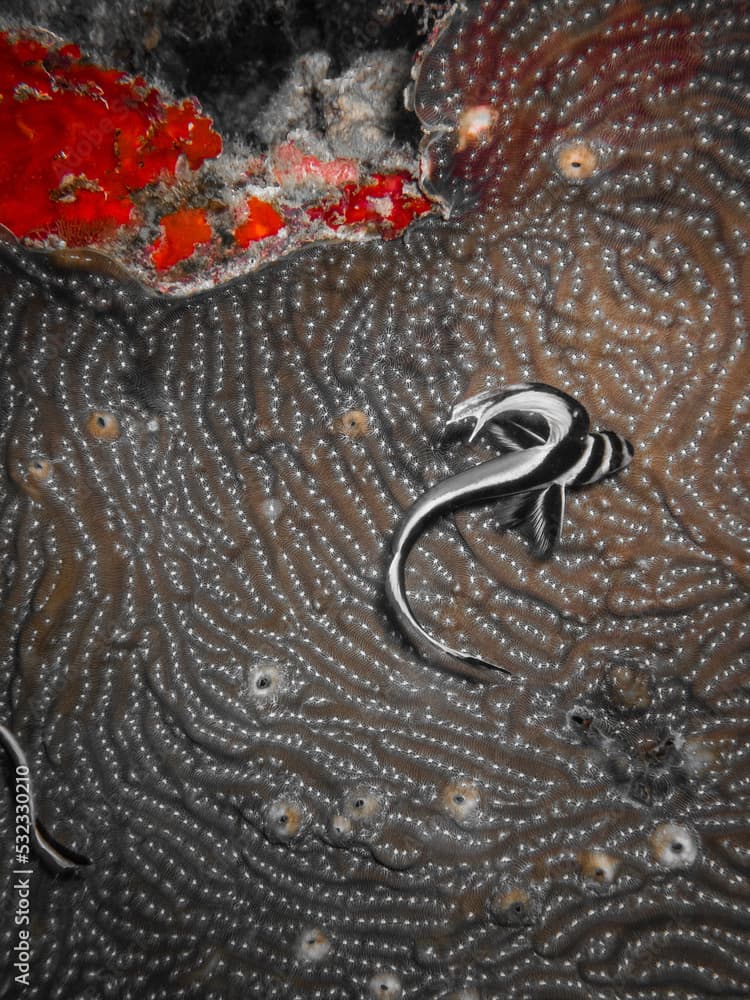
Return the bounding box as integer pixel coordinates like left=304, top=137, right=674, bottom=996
left=1, top=2, right=749, bottom=998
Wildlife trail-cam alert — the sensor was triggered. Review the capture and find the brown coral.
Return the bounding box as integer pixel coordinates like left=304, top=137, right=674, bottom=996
left=1, top=2, right=749, bottom=998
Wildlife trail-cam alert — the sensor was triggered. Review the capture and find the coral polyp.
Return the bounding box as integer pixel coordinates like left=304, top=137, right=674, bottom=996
left=85, top=410, right=121, bottom=441
left=1, top=1, right=749, bottom=998
left=555, top=141, right=600, bottom=182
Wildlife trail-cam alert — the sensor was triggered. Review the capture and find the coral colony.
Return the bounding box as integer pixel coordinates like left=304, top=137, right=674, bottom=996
left=0, top=1, right=749, bottom=999
left=0, top=32, right=222, bottom=256
left=0, top=30, right=433, bottom=290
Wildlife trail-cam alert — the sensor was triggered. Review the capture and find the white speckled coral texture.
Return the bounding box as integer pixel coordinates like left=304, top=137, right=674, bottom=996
left=1, top=1, right=749, bottom=998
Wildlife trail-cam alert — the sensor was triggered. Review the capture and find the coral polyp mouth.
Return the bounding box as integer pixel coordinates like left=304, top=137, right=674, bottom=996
left=555, top=140, right=602, bottom=181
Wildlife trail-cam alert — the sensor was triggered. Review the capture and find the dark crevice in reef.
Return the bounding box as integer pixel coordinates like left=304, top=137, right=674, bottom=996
left=0, top=0, right=426, bottom=136
left=176, top=2, right=425, bottom=138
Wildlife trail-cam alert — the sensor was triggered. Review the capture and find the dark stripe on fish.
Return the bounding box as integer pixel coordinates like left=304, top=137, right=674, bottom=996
left=0, top=722, right=91, bottom=871
left=571, top=431, right=631, bottom=486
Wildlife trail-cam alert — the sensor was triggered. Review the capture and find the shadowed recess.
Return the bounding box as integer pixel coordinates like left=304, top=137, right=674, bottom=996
left=1, top=1, right=749, bottom=998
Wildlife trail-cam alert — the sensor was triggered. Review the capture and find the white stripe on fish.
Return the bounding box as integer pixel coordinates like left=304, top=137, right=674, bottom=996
left=385, top=383, right=633, bottom=680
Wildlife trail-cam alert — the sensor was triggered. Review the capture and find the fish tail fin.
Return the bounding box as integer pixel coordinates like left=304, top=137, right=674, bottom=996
left=458, top=652, right=513, bottom=677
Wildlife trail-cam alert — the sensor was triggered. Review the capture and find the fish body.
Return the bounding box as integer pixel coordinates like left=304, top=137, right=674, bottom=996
left=0, top=722, right=89, bottom=871
left=385, top=384, right=633, bottom=678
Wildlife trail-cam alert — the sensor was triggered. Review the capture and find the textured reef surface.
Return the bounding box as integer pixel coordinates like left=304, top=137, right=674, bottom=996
left=0, top=28, right=433, bottom=289
left=1, top=1, right=750, bottom=998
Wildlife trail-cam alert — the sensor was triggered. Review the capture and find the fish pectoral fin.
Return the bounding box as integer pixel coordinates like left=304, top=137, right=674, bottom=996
left=485, top=423, right=526, bottom=451
left=519, top=484, right=565, bottom=559
left=493, top=489, right=543, bottom=529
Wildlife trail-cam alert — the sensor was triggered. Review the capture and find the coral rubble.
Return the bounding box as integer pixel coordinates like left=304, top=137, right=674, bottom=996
left=1, top=1, right=749, bottom=998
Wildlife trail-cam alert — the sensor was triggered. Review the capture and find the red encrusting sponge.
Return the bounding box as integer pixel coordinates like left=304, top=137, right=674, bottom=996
left=0, top=31, right=221, bottom=245
left=0, top=30, right=435, bottom=286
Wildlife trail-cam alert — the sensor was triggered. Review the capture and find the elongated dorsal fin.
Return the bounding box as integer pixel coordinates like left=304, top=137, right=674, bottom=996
left=486, top=415, right=549, bottom=451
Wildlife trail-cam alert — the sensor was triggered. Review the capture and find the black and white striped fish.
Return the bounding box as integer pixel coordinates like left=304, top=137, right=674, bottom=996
left=0, top=722, right=90, bottom=871
left=385, top=383, right=633, bottom=679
